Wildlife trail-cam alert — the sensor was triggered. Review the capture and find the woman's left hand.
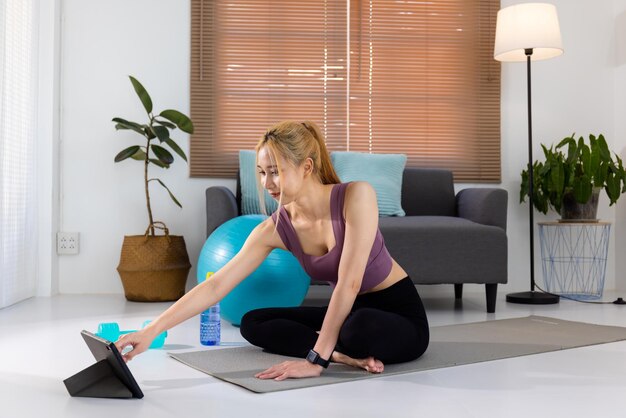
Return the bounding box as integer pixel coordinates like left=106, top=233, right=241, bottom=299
left=255, top=360, right=323, bottom=381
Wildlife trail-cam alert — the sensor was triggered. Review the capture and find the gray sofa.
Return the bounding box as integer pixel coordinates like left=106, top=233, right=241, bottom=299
left=205, top=168, right=508, bottom=313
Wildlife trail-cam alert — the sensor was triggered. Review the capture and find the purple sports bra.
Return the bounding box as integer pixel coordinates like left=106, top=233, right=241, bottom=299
left=270, top=182, right=393, bottom=293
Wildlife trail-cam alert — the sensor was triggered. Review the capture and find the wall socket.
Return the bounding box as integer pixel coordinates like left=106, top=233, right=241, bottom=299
left=57, top=232, right=79, bottom=255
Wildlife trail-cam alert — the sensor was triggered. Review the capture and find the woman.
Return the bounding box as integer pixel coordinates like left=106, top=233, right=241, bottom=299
left=115, top=120, right=429, bottom=381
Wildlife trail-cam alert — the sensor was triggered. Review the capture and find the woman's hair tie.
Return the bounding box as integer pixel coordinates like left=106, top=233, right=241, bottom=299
left=264, top=129, right=276, bottom=140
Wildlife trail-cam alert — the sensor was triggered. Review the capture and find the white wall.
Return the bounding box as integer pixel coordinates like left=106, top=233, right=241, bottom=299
left=51, top=0, right=625, bottom=296
left=57, top=0, right=232, bottom=294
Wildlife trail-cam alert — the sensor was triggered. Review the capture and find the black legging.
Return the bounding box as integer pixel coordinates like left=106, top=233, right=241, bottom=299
left=239, top=276, right=429, bottom=364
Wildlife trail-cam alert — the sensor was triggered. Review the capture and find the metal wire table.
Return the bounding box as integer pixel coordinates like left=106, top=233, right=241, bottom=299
left=538, top=221, right=611, bottom=300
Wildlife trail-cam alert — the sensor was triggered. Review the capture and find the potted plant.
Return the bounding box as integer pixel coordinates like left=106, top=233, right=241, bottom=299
left=520, top=133, right=626, bottom=221
left=112, top=76, right=194, bottom=301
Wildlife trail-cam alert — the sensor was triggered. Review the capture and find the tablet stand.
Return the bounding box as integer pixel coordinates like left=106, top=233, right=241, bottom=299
left=64, top=358, right=134, bottom=398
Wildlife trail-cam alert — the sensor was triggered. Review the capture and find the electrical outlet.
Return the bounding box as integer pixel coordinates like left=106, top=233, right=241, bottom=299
left=57, top=232, right=79, bottom=255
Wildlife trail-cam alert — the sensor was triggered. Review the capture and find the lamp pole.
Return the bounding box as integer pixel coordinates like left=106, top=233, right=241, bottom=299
left=526, top=48, right=536, bottom=292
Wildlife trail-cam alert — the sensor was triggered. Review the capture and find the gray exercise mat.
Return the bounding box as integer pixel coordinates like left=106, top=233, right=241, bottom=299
left=168, top=315, right=626, bottom=393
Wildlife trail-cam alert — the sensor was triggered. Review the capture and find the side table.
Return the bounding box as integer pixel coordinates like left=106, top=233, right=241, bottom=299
left=538, top=221, right=611, bottom=300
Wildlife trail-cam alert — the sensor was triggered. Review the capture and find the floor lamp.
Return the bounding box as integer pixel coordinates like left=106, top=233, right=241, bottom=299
left=494, top=3, right=563, bottom=305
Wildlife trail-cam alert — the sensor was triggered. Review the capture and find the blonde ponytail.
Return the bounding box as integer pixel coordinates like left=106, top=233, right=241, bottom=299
left=301, top=121, right=341, bottom=185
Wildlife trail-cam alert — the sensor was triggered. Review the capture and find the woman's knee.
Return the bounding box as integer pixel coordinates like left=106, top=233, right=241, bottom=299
left=239, top=308, right=271, bottom=342
left=338, top=309, right=382, bottom=349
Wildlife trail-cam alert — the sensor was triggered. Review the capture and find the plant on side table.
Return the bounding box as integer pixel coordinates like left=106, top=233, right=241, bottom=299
left=112, top=75, right=194, bottom=301
left=520, top=133, right=626, bottom=221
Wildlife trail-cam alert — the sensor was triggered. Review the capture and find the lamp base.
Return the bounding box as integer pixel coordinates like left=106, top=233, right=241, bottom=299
left=506, top=291, right=560, bottom=305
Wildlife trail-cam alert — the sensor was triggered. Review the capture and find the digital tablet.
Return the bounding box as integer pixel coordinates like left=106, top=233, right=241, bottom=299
left=63, top=330, right=144, bottom=399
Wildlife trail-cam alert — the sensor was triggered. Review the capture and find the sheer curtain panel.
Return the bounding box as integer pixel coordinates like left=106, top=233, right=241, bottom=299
left=0, top=0, right=39, bottom=308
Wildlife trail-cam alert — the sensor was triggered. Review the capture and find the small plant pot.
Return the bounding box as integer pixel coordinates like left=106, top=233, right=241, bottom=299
left=117, top=234, right=191, bottom=302
left=559, top=188, right=601, bottom=222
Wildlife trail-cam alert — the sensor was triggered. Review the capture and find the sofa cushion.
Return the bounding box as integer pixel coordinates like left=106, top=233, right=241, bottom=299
left=401, top=168, right=456, bottom=216
left=379, top=216, right=507, bottom=284
left=239, top=150, right=278, bottom=215
left=331, top=151, right=406, bottom=217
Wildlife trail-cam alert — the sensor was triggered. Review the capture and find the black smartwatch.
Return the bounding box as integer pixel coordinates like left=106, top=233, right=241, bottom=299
left=306, top=349, right=330, bottom=368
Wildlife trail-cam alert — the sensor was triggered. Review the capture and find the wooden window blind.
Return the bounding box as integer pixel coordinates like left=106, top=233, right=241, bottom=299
left=190, top=0, right=501, bottom=182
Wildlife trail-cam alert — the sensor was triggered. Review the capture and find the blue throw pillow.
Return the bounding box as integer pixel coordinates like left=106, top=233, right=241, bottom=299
left=331, top=151, right=406, bottom=217
left=239, top=150, right=278, bottom=215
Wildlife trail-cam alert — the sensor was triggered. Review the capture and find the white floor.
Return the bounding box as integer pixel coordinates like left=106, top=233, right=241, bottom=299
left=2, top=287, right=626, bottom=418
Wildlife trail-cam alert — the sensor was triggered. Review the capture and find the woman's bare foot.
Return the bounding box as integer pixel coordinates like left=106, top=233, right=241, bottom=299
left=331, top=351, right=384, bottom=373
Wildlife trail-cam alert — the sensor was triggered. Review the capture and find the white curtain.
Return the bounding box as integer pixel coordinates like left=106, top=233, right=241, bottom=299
left=0, top=0, right=38, bottom=308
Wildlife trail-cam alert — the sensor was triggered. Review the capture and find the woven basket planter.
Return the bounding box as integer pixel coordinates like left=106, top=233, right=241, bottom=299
left=117, top=233, right=191, bottom=302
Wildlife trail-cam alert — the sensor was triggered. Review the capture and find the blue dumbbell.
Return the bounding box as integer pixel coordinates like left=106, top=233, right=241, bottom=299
left=96, top=320, right=168, bottom=348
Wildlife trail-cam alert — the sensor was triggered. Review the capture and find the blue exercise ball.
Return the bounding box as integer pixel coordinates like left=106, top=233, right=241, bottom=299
left=197, top=215, right=311, bottom=326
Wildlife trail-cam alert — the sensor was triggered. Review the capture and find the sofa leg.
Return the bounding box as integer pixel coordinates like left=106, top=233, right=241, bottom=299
left=485, top=283, right=498, bottom=313
left=454, top=284, right=463, bottom=300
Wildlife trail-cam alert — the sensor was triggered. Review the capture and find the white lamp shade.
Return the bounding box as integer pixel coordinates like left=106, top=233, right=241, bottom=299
left=494, top=3, right=563, bottom=62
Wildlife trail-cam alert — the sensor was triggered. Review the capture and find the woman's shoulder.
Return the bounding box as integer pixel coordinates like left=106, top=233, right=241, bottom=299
left=253, top=214, right=288, bottom=250
left=344, top=181, right=376, bottom=200
left=343, top=181, right=378, bottom=216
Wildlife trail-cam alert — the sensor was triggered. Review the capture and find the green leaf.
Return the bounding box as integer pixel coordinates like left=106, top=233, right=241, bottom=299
left=566, top=143, right=577, bottom=164
left=113, top=118, right=142, bottom=129
left=160, top=109, right=194, bottom=134
left=520, top=169, right=529, bottom=203
left=143, top=125, right=157, bottom=140
left=154, top=118, right=177, bottom=129
left=617, top=157, right=626, bottom=193
left=580, top=145, right=591, bottom=175
left=114, top=145, right=141, bottom=162
left=151, top=144, right=174, bottom=164
left=155, top=178, right=182, bottom=208
left=112, top=118, right=146, bottom=136
left=129, top=76, right=153, bottom=114
left=556, top=136, right=576, bottom=152
left=149, top=158, right=169, bottom=168
left=550, top=158, right=565, bottom=198
left=131, top=149, right=147, bottom=161
left=589, top=144, right=600, bottom=178
left=152, top=125, right=170, bottom=142
left=573, top=175, right=592, bottom=203
left=607, top=174, right=620, bottom=205
left=596, top=163, right=608, bottom=187
left=535, top=161, right=550, bottom=177
left=165, top=138, right=187, bottom=162
left=597, top=134, right=611, bottom=162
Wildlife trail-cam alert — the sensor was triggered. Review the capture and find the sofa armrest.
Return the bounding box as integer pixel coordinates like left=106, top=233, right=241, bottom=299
left=456, top=188, right=508, bottom=231
left=206, top=186, right=239, bottom=238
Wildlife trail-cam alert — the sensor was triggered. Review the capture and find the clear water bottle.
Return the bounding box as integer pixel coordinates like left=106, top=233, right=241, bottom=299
left=200, top=303, right=220, bottom=346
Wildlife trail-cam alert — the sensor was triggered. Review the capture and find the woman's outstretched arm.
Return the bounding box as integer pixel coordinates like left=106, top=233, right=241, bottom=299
left=114, top=218, right=278, bottom=361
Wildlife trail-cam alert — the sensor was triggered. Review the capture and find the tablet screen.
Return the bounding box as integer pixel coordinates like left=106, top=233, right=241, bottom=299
left=80, top=330, right=144, bottom=398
